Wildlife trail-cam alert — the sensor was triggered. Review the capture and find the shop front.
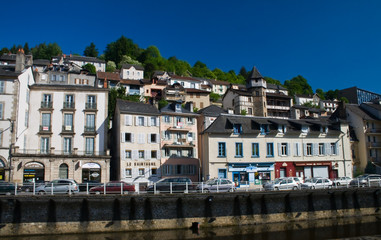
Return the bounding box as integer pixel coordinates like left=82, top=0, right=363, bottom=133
left=82, top=162, right=101, bottom=183
left=23, top=162, right=45, bottom=183
left=0, top=159, right=5, bottom=181
left=275, top=161, right=333, bottom=180
left=228, top=163, right=274, bottom=187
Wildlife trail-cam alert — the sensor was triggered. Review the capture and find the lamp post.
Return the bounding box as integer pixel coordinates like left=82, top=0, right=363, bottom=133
left=7, top=119, right=14, bottom=183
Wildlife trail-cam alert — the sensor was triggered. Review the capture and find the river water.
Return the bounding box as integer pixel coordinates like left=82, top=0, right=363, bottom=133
left=3, top=216, right=381, bottom=240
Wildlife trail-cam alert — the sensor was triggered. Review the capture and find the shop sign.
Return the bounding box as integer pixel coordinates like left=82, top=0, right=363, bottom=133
left=82, top=163, right=101, bottom=169
left=25, top=162, right=44, bottom=169
left=126, top=162, right=157, bottom=167
left=294, top=162, right=331, bottom=166
left=91, top=172, right=100, bottom=178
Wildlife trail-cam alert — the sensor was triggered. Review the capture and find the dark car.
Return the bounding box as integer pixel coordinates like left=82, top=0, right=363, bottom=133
left=350, top=174, right=381, bottom=187
left=0, top=181, right=16, bottom=195
left=19, top=180, right=47, bottom=192
left=146, top=177, right=195, bottom=193
left=89, top=181, right=135, bottom=194
left=79, top=181, right=103, bottom=192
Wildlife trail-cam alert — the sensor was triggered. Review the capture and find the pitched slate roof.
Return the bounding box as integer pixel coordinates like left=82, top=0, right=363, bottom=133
left=267, top=83, right=287, bottom=91
left=66, top=55, right=105, bottom=63
left=346, top=104, right=377, bottom=121
left=170, top=75, right=201, bottom=82
left=210, top=79, right=230, bottom=85
left=121, top=64, right=144, bottom=70
left=185, top=88, right=210, bottom=94
left=197, top=105, right=227, bottom=117
left=97, top=72, right=120, bottom=81
left=160, top=102, right=198, bottom=115
left=116, top=99, right=160, bottom=115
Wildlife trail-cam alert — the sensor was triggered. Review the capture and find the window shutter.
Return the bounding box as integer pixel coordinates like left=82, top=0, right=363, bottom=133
left=336, top=143, right=339, bottom=156
left=148, top=117, right=151, bottom=126
left=325, top=143, right=330, bottom=155
left=144, top=117, right=148, bottom=126
left=303, top=143, right=307, bottom=156
left=131, top=133, right=134, bottom=143
left=157, top=117, right=160, bottom=126
left=294, top=143, right=298, bottom=156
left=127, top=115, right=132, bottom=126
left=135, top=116, right=138, bottom=126
left=313, top=143, right=318, bottom=156
left=144, top=150, right=149, bottom=160
left=121, top=132, right=125, bottom=143
left=287, top=143, right=290, bottom=156
left=277, top=143, right=281, bottom=156
left=156, top=134, right=159, bottom=143
left=148, top=134, right=151, bottom=143
left=132, top=150, right=138, bottom=160
left=124, top=115, right=128, bottom=126
left=157, top=149, right=161, bottom=159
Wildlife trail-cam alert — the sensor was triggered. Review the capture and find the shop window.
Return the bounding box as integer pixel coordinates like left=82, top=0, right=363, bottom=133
left=59, top=164, right=68, bottom=179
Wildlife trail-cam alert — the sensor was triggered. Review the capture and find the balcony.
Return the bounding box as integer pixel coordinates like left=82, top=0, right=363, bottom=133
left=128, top=89, right=140, bottom=95
left=167, top=125, right=190, bottom=132
left=40, top=101, right=52, bottom=109
left=85, top=103, right=97, bottom=110
left=164, top=140, right=194, bottom=148
left=267, top=105, right=290, bottom=110
left=63, top=102, right=75, bottom=109
left=84, top=126, right=96, bottom=133
left=13, top=148, right=110, bottom=156
left=366, top=128, right=381, bottom=134
left=39, top=125, right=52, bottom=132
left=367, top=142, right=381, bottom=148
left=62, top=125, right=74, bottom=133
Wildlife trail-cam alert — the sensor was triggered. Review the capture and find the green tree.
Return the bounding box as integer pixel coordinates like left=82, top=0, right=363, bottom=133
left=23, top=43, right=30, bottom=54
left=158, top=99, right=169, bottom=109
left=138, top=45, right=161, bottom=63
left=31, top=43, right=62, bottom=59
left=315, top=88, right=325, bottom=100
left=241, top=109, right=247, bottom=116
left=210, top=92, right=221, bottom=102
left=119, top=55, right=142, bottom=67
left=264, top=77, right=282, bottom=86
left=104, top=36, right=142, bottom=65
left=167, top=57, right=191, bottom=76
left=82, top=63, right=96, bottom=74
left=106, top=61, right=116, bottom=72
left=191, top=61, right=216, bottom=79
left=340, top=97, right=349, bottom=103
left=325, top=89, right=339, bottom=100
left=83, top=42, right=98, bottom=57
left=284, top=75, right=313, bottom=97
left=0, top=48, right=9, bottom=55
left=239, top=66, right=249, bottom=79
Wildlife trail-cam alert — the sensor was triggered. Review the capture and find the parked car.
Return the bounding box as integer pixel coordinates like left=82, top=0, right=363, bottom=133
left=333, top=177, right=352, bottom=186
left=146, top=177, right=195, bottom=193
left=263, top=178, right=299, bottom=191
left=35, top=179, right=79, bottom=194
left=196, top=178, right=235, bottom=192
left=301, top=178, right=333, bottom=189
left=89, top=181, right=135, bottom=194
left=349, top=174, right=381, bottom=187
left=79, top=181, right=103, bottom=192
left=19, top=180, right=47, bottom=192
left=0, top=181, right=16, bottom=195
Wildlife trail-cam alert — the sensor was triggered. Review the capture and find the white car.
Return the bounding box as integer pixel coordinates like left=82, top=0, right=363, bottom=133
left=301, top=178, right=333, bottom=189
left=36, top=179, right=80, bottom=194
left=196, top=178, right=236, bottom=192
left=333, top=177, right=352, bottom=186
left=263, top=178, right=299, bottom=191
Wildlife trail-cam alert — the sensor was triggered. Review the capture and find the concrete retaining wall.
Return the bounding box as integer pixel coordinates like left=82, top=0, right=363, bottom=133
left=0, top=188, right=380, bottom=236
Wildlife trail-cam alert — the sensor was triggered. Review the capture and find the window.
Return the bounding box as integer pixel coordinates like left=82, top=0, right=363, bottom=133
left=139, top=168, right=145, bottom=176
left=175, top=104, right=181, bottom=112
left=123, top=133, right=132, bottom=142
left=125, top=150, right=131, bottom=159
left=233, top=124, right=242, bottom=135
left=252, top=143, right=259, bottom=157
left=150, top=134, right=157, bottom=143
left=151, top=150, right=157, bottom=159
left=64, top=95, right=74, bottom=108
left=165, top=148, right=170, bottom=157
left=218, top=142, right=226, bottom=157
left=64, top=113, right=73, bottom=130
left=40, top=137, right=50, bottom=154
left=279, top=125, right=287, bottom=133
left=0, top=103, right=3, bottom=119
left=138, top=150, right=144, bottom=159
left=235, top=142, right=243, bottom=157
left=331, top=143, right=337, bottom=155
left=150, top=117, right=157, bottom=126
left=164, top=115, right=170, bottom=123
left=187, top=117, right=193, bottom=124
left=319, top=143, right=324, bottom=155
left=59, top=164, right=68, bottom=179
left=41, top=113, right=51, bottom=131
left=266, top=143, right=274, bottom=157
left=0, top=81, right=4, bottom=93
left=164, top=131, right=170, bottom=140
left=260, top=124, right=269, bottom=135
left=85, top=137, right=94, bottom=154
left=151, top=168, right=157, bottom=175
left=306, top=143, right=313, bottom=156
left=86, top=95, right=96, bottom=109
left=63, top=137, right=72, bottom=154
left=281, top=143, right=288, bottom=156
left=248, top=108, right=253, bottom=115
left=125, top=169, right=132, bottom=177
left=138, top=117, right=144, bottom=126
left=85, top=114, right=95, bottom=131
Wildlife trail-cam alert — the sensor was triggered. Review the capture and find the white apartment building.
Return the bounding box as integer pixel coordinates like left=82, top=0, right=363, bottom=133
left=201, top=114, right=352, bottom=186
left=11, top=84, right=110, bottom=184
left=112, top=100, right=161, bottom=187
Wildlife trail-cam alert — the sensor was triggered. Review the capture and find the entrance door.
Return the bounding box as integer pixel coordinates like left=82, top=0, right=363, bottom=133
left=295, top=167, right=304, bottom=180
left=233, top=172, right=240, bottom=187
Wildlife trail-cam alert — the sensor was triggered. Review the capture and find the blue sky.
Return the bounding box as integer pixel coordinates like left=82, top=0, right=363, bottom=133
left=2, top=0, right=381, bottom=94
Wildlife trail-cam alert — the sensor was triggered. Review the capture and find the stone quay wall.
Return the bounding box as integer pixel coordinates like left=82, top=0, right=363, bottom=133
left=0, top=188, right=381, bottom=236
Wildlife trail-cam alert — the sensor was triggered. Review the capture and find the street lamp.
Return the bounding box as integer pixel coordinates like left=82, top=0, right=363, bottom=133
left=7, top=119, right=14, bottom=183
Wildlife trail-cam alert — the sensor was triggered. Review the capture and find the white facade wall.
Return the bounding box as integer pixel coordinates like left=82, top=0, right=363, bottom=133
left=121, top=67, right=143, bottom=80
left=72, top=60, right=105, bottom=72
left=169, top=79, right=200, bottom=89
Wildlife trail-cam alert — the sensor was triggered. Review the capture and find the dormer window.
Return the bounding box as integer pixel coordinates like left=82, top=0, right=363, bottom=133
left=301, top=126, right=309, bottom=133
left=320, top=126, right=328, bottom=134
left=260, top=124, right=269, bottom=135
left=233, top=124, right=242, bottom=135
left=278, top=125, right=287, bottom=133
left=175, top=104, right=182, bottom=113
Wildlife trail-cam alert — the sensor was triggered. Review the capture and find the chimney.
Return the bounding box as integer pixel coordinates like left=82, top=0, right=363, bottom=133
left=15, top=49, right=25, bottom=72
